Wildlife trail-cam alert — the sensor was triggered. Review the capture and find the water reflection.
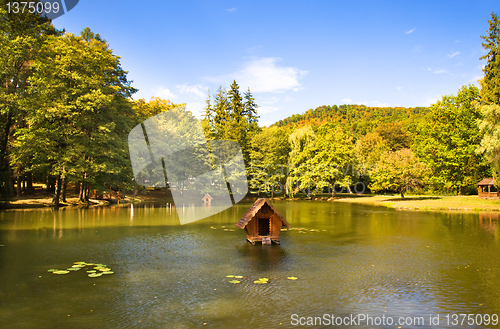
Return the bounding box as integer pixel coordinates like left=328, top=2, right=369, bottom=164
left=1, top=202, right=500, bottom=328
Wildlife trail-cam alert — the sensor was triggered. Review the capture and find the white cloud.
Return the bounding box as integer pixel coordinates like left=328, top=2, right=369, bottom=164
left=284, top=95, right=295, bottom=102
left=341, top=98, right=352, bottom=103
left=258, top=106, right=280, bottom=114
left=406, top=28, right=416, bottom=34
left=154, top=86, right=176, bottom=100
left=185, top=102, right=206, bottom=119
left=176, top=84, right=207, bottom=99
left=467, top=76, right=483, bottom=84
left=447, top=51, right=460, bottom=58
left=397, top=86, right=404, bottom=91
left=261, top=96, right=280, bottom=104
left=433, top=69, right=447, bottom=74
left=226, top=8, right=236, bottom=12
left=208, top=57, right=308, bottom=93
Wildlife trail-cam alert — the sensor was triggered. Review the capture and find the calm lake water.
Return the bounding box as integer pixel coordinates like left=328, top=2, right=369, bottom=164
left=1, top=201, right=500, bottom=328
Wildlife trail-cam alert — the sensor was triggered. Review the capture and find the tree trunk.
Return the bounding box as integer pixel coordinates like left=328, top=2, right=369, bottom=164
left=79, top=182, right=84, bottom=201
left=26, top=170, right=33, bottom=195
left=52, top=174, right=61, bottom=207
left=61, top=177, right=67, bottom=203
left=400, top=190, right=405, bottom=198
left=75, top=182, right=80, bottom=195
left=16, top=170, right=21, bottom=197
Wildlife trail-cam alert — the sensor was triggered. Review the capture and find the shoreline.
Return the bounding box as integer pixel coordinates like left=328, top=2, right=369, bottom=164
left=2, top=191, right=500, bottom=213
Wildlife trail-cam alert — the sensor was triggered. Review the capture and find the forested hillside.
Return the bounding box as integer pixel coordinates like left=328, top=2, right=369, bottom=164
left=275, top=104, right=429, bottom=134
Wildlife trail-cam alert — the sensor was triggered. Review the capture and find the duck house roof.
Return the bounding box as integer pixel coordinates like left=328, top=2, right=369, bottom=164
left=236, top=198, right=290, bottom=229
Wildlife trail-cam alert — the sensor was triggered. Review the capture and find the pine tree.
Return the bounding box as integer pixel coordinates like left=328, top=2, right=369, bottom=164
left=480, top=12, right=500, bottom=104
left=477, top=12, right=500, bottom=188
left=244, top=87, right=259, bottom=132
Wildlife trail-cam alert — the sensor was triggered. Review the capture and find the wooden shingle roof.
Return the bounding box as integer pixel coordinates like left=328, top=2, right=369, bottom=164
left=236, top=198, right=291, bottom=229
left=477, top=178, right=496, bottom=186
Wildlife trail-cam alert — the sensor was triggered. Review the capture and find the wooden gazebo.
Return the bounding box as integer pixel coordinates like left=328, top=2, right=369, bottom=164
left=236, top=198, right=290, bottom=245
left=477, top=178, right=499, bottom=199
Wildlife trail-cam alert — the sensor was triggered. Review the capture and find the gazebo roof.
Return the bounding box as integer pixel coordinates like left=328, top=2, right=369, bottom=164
left=236, top=198, right=291, bottom=229
left=477, top=178, right=496, bottom=186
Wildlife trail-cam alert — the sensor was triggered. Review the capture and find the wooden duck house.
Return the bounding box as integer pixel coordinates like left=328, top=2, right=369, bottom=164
left=202, top=193, right=213, bottom=204
left=236, top=198, right=290, bottom=245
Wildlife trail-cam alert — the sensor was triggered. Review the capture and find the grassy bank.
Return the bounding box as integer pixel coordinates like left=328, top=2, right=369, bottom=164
left=333, top=194, right=500, bottom=212
left=3, top=188, right=500, bottom=213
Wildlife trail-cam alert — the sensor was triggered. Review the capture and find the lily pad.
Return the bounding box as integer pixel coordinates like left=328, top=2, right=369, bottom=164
left=228, top=280, right=240, bottom=284
left=226, top=275, right=235, bottom=278
left=47, top=269, right=58, bottom=272
left=98, top=268, right=112, bottom=272
left=258, top=278, right=269, bottom=281
left=53, top=270, right=70, bottom=275
left=66, top=267, right=80, bottom=271
left=87, top=270, right=96, bottom=273
left=74, top=261, right=86, bottom=265
left=254, top=280, right=267, bottom=284
left=88, top=272, right=103, bottom=278
left=234, top=276, right=243, bottom=279
left=287, top=276, right=298, bottom=280
left=102, top=271, right=114, bottom=275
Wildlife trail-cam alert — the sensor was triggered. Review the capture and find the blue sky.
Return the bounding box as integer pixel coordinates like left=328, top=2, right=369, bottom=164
left=53, top=1, right=499, bottom=126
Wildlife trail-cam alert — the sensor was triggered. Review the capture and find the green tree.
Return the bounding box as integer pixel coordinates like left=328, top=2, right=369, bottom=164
left=476, top=104, right=500, bottom=184
left=477, top=12, right=500, bottom=187
left=413, top=85, right=486, bottom=194
left=248, top=126, right=291, bottom=196
left=370, top=148, right=429, bottom=198
left=12, top=29, right=137, bottom=205
left=479, top=12, right=500, bottom=105
left=0, top=1, right=57, bottom=198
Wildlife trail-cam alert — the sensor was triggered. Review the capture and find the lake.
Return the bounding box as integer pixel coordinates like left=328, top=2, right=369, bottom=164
left=0, top=201, right=499, bottom=328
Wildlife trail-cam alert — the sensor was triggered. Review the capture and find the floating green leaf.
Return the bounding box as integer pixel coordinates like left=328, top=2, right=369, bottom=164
left=53, top=270, right=70, bottom=275
left=287, top=277, right=298, bottom=280
left=228, top=280, right=240, bottom=284
left=88, top=273, right=103, bottom=278
left=47, top=269, right=58, bottom=272
left=226, top=275, right=235, bottom=278
left=102, top=271, right=114, bottom=275
left=234, top=276, right=243, bottom=279
left=254, top=280, right=267, bottom=284
left=87, top=270, right=96, bottom=273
